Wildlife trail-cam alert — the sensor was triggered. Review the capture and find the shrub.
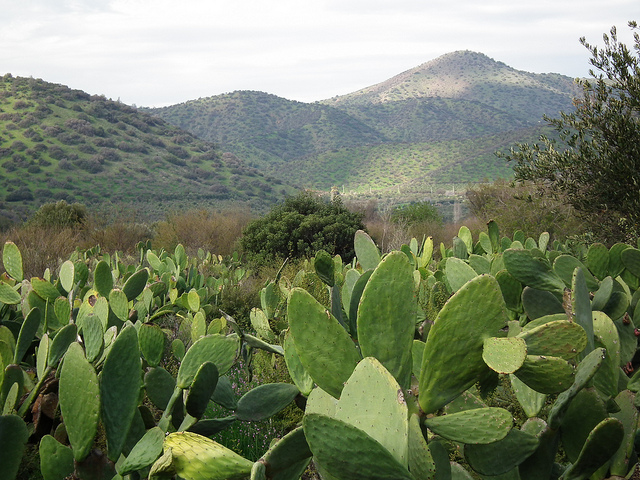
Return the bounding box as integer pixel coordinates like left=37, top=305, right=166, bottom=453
left=239, top=191, right=365, bottom=263
left=26, top=200, right=87, bottom=229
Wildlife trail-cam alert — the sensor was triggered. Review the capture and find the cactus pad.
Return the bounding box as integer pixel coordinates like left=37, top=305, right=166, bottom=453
left=357, top=252, right=416, bottom=389
left=424, top=407, right=512, bottom=444
left=482, top=337, right=527, bottom=374
left=419, top=275, right=509, bottom=414
left=303, top=413, right=412, bottom=480
left=288, top=288, right=361, bottom=399
left=151, top=431, right=253, bottom=480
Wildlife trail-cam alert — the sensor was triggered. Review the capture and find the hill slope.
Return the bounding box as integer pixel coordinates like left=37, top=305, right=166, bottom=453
left=147, top=51, right=581, bottom=192
left=0, top=75, right=295, bottom=223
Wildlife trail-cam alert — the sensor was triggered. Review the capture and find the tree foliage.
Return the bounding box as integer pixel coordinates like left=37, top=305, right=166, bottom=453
left=502, top=21, right=640, bottom=239
left=240, top=191, right=365, bottom=263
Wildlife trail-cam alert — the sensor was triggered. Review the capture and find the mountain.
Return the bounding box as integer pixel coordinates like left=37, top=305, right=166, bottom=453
left=147, top=51, right=581, bottom=193
left=0, top=74, right=296, bottom=224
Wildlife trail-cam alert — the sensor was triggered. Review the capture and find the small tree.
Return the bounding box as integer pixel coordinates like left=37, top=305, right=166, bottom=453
left=240, top=191, right=365, bottom=263
left=502, top=21, right=640, bottom=239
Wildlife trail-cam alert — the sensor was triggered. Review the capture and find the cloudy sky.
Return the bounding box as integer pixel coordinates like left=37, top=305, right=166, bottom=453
left=1, top=0, right=638, bottom=107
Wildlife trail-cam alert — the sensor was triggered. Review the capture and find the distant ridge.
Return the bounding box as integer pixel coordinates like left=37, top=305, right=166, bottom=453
left=0, top=75, right=296, bottom=223
left=146, top=51, right=581, bottom=193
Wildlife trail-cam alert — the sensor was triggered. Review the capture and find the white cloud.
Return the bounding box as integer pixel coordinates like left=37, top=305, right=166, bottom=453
left=0, top=0, right=638, bottom=106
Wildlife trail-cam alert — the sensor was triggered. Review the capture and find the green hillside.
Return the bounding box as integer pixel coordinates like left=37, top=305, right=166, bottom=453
left=147, top=51, right=581, bottom=192
left=0, top=75, right=296, bottom=224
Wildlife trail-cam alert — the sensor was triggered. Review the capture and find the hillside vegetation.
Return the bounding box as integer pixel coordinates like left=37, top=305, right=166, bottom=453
left=148, top=51, right=581, bottom=192
left=0, top=74, right=295, bottom=224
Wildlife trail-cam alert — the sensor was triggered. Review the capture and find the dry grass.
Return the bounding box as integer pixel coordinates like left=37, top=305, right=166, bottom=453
left=153, top=208, right=253, bottom=256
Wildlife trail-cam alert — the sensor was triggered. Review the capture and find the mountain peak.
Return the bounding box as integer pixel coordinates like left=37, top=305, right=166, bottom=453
left=322, top=50, right=577, bottom=106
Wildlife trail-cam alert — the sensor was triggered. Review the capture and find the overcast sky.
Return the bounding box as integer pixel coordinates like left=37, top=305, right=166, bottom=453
left=1, top=0, right=638, bottom=107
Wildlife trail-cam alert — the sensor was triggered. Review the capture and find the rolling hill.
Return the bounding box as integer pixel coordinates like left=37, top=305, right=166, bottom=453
left=147, top=51, right=581, bottom=193
left=0, top=74, right=296, bottom=224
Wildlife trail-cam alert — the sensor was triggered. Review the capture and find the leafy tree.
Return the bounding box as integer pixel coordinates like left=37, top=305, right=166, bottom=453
left=502, top=21, right=640, bottom=239
left=240, top=191, right=365, bottom=262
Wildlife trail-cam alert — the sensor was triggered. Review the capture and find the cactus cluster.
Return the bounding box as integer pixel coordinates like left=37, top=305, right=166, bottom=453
left=2, top=221, right=640, bottom=479
left=0, top=242, right=298, bottom=479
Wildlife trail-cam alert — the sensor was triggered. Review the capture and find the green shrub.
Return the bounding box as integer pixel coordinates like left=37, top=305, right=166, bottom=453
left=26, top=200, right=87, bottom=229
left=239, top=191, right=365, bottom=263
left=390, top=201, right=442, bottom=226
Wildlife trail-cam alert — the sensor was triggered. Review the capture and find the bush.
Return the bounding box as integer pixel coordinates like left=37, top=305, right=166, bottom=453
left=26, top=200, right=87, bottom=229
left=239, top=191, right=365, bottom=263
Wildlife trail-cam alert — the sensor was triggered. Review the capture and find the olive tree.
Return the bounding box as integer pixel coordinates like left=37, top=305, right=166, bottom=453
left=503, top=21, right=640, bottom=239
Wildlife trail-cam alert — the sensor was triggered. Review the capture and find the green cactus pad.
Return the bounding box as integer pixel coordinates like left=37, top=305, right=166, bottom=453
left=518, top=426, right=559, bottom=480
left=521, top=287, right=564, bottom=320
left=117, top=426, right=164, bottom=475
left=513, top=355, right=574, bottom=394
left=185, top=361, right=219, bottom=419
left=334, top=357, right=409, bottom=466
left=260, top=281, right=280, bottom=320
left=495, top=269, right=522, bottom=312
left=572, top=268, right=595, bottom=359
left=503, top=249, right=565, bottom=292
left=151, top=431, right=253, bottom=480
left=592, top=311, right=620, bottom=397
left=82, top=314, right=104, bottom=363
left=39, top=435, right=74, bottom=480
left=510, top=374, right=546, bottom=418
left=250, top=308, right=275, bottom=342
left=0, top=283, right=21, bottom=305
left=48, top=323, right=77, bottom=366
left=553, top=256, right=599, bottom=290
left=354, top=230, right=380, bottom=271
left=108, top=289, right=129, bottom=322
left=59, top=342, right=100, bottom=461
left=100, top=325, right=141, bottom=461
left=621, top=247, right=640, bottom=277
left=610, top=390, right=638, bottom=477
left=0, top=414, right=28, bottom=480
left=305, top=386, right=338, bottom=417
left=587, top=243, right=610, bottom=280
left=14, top=307, right=40, bottom=364
left=3, top=242, right=23, bottom=282
left=122, top=268, right=149, bottom=301
left=608, top=243, right=630, bottom=277
left=257, top=426, right=311, bottom=480
left=562, top=418, right=624, bottom=480
left=283, top=331, right=314, bottom=396
left=303, top=413, right=413, bottom=480
left=517, top=321, right=587, bottom=360
left=560, top=388, right=607, bottom=463
left=348, top=269, right=373, bottom=332
left=138, top=323, right=165, bottom=367
left=93, top=260, right=113, bottom=298
left=452, top=236, right=469, bottom=259
left=177, top=334, right=239, bottom=389
left=445, top=257, right=477, bottom=292
left=464, top=428, right=539, bottom=476
left=412, top=340, right=425, bottom=378
left=547, top=348, right=606, bottom=430
left=482, top=337, right=527, bottom=374
left=30, top=277, right=61, bottom=303
left=408, top=414, right=435, bottom=480
left=288, top=288, right=361, bottom=399
left=419, top=275, right=509, bottom=414
left=235, top=383, right=299, bottom=422
left=424, top=407, right=512, bottom=444
left=211, top=376, right=238, bottom=410
left=357, top=252, right=416, bottom=389
left=314, top=250, right=335, bottom=287
left=145, top=367, right=176, bottom=410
